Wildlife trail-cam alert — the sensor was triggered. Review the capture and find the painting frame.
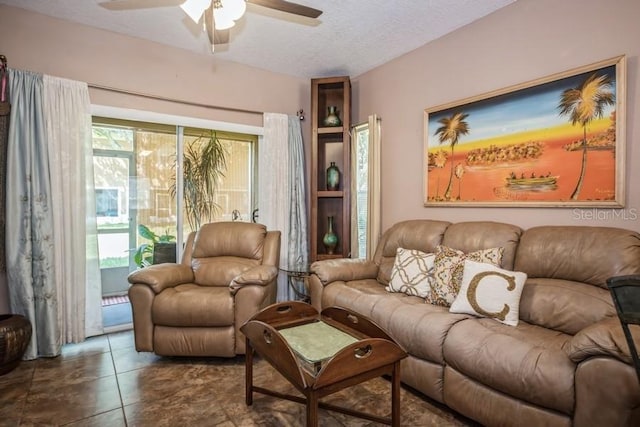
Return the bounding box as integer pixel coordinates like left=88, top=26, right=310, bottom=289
left=424, top=55, right=626, bottom=208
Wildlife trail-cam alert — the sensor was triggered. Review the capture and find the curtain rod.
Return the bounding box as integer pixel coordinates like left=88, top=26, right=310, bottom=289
left=88, top=83, right=264, bottom=116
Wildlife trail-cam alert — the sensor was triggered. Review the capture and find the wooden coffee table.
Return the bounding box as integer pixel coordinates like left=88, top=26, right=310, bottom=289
left=241, top=301, right=407, bottom=427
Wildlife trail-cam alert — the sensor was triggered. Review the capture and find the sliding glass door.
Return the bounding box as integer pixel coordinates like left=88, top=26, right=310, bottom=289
left=92, top=118, right=258, bottom=300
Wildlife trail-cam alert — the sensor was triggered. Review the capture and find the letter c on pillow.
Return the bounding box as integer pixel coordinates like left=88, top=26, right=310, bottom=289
left=467, top=271, right=516, bottom=321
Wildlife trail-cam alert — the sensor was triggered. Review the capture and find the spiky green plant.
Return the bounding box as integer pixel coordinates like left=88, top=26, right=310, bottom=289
left=172, top=131, right=228, bottom=231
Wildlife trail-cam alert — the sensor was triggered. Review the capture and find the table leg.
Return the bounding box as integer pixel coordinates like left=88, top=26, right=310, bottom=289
left=391, top=361, right=401, bottom=427
left=306, top=390, right=319, bottom=427
left=288, top=274, right=310, bottom=303
left=245, top=338, right=253, bottom=406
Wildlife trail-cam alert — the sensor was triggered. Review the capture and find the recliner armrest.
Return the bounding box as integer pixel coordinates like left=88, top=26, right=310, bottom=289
left=127, top=263, right=195, bottom=294
left=230, top=265, right=278, bottom=294
left=311, top=259, right=379, bottom=286
left=566, top=316, right=639, bottom=364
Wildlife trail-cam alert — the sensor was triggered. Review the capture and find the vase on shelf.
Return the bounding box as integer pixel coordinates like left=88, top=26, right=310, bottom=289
left=326, top=162, right=340, bottom=191
left=322, top=106, right=342, bottom=127
left=322, top=216, right=339, bottom=255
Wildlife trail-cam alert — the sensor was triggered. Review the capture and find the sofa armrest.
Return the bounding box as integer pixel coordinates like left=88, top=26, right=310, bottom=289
left=230, top=265, right=278, bottom=295
left=311, top=259, right=379, bottom=286
left=566, top=316, right=638, bottom=364
left=127, top=263, right=194, bottom=294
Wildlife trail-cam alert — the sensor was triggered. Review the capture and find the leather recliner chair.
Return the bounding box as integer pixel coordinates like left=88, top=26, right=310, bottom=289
left=127, top=221, right=281, bottom=357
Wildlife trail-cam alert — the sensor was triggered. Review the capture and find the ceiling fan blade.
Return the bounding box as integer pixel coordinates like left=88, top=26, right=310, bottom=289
left=99, top=0, right=185, bottom=11
left=247, top=0, right=322, bottom=18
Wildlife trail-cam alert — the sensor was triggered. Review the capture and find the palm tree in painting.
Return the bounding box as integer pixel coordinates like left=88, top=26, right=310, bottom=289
left=558, top=73, right=615, bottom=200
left=455, top=163, right=465, bottom=200
left=435, top=112, right=469, bottom=199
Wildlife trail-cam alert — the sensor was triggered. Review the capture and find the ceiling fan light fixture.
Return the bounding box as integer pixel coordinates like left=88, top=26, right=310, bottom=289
left=213, top=0, right=246, bottom=29
left=213, top=12, right=236, bottom=30
left=221, top=0, right=247, bottom=20
left=180, top=0, right=212, bottom=23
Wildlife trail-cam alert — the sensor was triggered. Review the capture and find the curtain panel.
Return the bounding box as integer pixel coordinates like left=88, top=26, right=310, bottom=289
left=6, top=69, right=100, bottom=359
left=259, top=113, right=308, bottom=301
left=287, top=116, right=309, bottom=273
left=43, top=76, right=102, bottom=341
left=0, top=56, right=8, bottom=274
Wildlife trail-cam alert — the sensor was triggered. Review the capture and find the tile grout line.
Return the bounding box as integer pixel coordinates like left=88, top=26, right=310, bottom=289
left=17, top=359, right=38, bottom=426
left=108, top=334, right=129, bottom=427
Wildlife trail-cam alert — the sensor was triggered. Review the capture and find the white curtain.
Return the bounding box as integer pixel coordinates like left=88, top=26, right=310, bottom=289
left=6, top=70, right=101, bottom=359
left=259, top=113, right=308, bottom=301
left=43, top=76, right=102, bottom=340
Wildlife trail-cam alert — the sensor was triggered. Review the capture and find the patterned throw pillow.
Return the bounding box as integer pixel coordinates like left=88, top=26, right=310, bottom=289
left=386, top=248, right=435, bottom=298
left=450, top=260, right=527, bottom=326
left=428, top=245, right=504, bottom=306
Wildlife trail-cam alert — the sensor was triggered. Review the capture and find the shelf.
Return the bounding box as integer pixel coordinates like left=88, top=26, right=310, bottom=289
left=317, top=254, right=346, bottom=261
left=318, top=191, right=343, bottom=198
left=311, top=76, right=351, bottom=262
left=318, top=126, right=344, bottom=134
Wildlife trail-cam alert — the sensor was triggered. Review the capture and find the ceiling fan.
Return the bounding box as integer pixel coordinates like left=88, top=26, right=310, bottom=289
left=99, top=0, right=323, bottom=52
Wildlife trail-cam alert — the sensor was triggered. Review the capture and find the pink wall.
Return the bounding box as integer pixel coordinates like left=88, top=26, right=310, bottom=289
left=0, top=5, right=311, bottom=313
left=353, top=0, right=640, bottom=232
left=0, top=6, right=311, bottom=127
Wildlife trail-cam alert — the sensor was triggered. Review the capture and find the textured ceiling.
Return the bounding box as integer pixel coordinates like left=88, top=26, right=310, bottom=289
left=0, top=0, right=516, bottom=78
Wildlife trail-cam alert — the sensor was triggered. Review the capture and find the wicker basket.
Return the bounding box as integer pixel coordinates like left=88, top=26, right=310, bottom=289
left=0, top=314, right=32, bottom=375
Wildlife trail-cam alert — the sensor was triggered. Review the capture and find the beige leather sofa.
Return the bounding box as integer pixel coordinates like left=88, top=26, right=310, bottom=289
left=309, top=220, right=640, bottom=427
left=128, top=222, right=280, bottom=357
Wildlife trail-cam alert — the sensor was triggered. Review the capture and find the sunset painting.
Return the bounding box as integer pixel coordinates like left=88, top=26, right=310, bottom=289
left=424, top=56, right=625, bottom=207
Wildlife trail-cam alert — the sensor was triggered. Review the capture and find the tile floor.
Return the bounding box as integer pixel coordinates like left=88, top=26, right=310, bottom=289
left=0, top=330, right=475, bottom=426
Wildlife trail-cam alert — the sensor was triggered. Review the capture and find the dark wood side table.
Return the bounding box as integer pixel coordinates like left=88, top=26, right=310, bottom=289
left=241, top=302, right=407, bottom=427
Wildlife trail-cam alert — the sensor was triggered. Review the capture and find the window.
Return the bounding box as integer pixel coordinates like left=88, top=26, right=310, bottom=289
left=351, top=115, right=381, bottom=259
left=95, top=188, right=120, bottom=217
left=353, top=123, right=369, bottom=259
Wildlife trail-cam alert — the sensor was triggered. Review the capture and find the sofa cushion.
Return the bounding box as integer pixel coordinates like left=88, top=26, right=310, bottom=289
left=566, top=316, right=637, bottom=364
left=153, top=284, right=233, bottom=327
left=519, top=278, right=615, bottom=335
left=441, top=221, right=522, bottom=270
left=373, top=220, right=450, bottom=285
left=443, top=318, right=575, bottom=415
left=321, top=278, right=390, bottom=319
left=192, top=221, right=267, bottom=260
left=450, top=260, right=527, bottom=326
left=443, top=367, right=573, bottom=427
left=429, top=245, right=504, bottom=306
left=514, top=226, right=640, bottom=289
left=386, top=248, right=435, bottom=298
left=322, top=278, right=468, bottom=364
left=192, top=256, right=260, bottom=287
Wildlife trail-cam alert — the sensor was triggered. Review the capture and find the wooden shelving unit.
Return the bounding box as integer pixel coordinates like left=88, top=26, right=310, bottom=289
left=310, top=76, right=351, bottom=261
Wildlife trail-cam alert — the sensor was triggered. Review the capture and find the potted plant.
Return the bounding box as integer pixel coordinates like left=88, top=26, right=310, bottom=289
left=133, top=224, right=176, bottom=268
left=172, top=130, right=228, bottom=230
